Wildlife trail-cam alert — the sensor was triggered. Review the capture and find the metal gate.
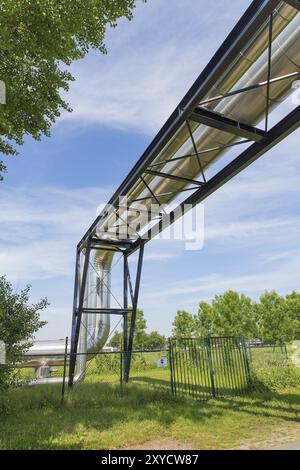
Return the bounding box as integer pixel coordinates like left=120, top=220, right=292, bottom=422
left=169, top=336, right=251, bottom=400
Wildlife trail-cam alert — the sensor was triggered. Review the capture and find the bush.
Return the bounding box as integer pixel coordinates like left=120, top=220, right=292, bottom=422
left=0, top=276, right=48, bottom=390
left=251, top=357, right=300, bottom=392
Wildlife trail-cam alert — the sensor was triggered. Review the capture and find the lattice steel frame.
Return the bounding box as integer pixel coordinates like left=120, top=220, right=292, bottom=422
left=69, top=0, right=300, bottom=386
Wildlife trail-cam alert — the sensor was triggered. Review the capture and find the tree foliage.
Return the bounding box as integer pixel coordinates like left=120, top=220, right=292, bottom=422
left=202, top=291, right=256, bottom=339
left=141, top=331, right=166, bottom=350
left=173, top=290, right=300, bottom=344
left=255, top=291, right=299, bottom=344
left=0, top=0, right=142, bottom=179
left=172, top=310, right=195, bottom=338
left=109, top=309, right=166, bottom=351
left=0, top=276, right=48, bottom=389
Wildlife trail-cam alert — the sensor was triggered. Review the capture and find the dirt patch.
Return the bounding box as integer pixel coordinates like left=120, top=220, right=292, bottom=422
left=232, top=424, right=300, bottom=450
left=123, top=438, right=194, bottom=450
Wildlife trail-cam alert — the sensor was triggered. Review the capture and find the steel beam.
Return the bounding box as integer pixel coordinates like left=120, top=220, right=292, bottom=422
left=124, top=258, right=135, bottom=306
left=123, top=254, right=129, bottom=379
left=69, top=239, right=91, bottom=387
left=186, top=120, right=207, bottom=183
left=148, top=140, right=250, bottom=168
left=198, top=71, right=300, bottom=107
left=127, top=105, right=300, bottom=254
left=140, top=175, right=166, bottom=212
left=144, top=169, right=204, bottom=186
left=90, top=238, right=133, bottom=249
left=265, top=12, right=273, bottom=132
left=70, top=249, right=80, bottom=351
left=284, top=0, right=300, bottom=11
left=81, top=308, right=132, bottom=315
left=77, top=1, right=282, bottom=251
left=190, top=107, right=268, bottom=142
left=124, top=241, right=145, bottom=382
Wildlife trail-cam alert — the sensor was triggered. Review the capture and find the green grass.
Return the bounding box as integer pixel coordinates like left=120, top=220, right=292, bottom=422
left=1, top=382, right=300, bottom=450
left=1, top=376, right=300, bottom=449
left=1, top=347, right=299, bottom=450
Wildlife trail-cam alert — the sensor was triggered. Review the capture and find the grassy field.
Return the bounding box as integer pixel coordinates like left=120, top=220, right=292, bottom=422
left=1, top=381, right=300, bottom=450
left=1, top=346, right=300, bottom=450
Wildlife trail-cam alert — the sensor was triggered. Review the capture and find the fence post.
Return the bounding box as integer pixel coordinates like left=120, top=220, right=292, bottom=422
left=119, top=335, right=123, bottom=394
left=241, top=337, right=251, bottom=387
left=168, top=338, right=175, bottom=396
left=120, top=349, right=123, bottom=390
left=206, top=337, right=216, bottom=398
left=61, top=336, right=68, bottom=405
left=283, top=343, right=288, bottom=359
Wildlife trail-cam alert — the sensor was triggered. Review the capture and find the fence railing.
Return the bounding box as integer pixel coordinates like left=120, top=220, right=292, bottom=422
left=16, top=349, right=171, bottom=402
left=15, top=338, right=288, bottom=404
left=169, top=336, right=251, bottom=400
left=246, top=342, right=288, bottom=370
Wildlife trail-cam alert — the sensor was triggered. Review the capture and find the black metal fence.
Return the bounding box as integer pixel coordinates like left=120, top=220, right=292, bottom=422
left=18, top=337, right=287, bottom=403
left=169, top=336, right=251, bottom=400
left=246, top=342, right=288, bottom=370
left=16, top=349, right=171, bottom=402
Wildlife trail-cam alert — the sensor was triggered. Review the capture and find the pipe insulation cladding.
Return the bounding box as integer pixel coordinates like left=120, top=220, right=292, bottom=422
left=20, top=251, right=111, bottom=385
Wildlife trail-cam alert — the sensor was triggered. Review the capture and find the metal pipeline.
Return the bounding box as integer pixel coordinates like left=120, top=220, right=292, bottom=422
left=97, top=2, right=300, bottom=233
left=18, top=250, right=111, bottom=385
left=18, top=2, right=300, bottom=385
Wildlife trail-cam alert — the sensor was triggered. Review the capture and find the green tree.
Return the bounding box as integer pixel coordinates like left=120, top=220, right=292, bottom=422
left=172, top=310, right=195, bottom=338
left=255, top=291, right=298, bottom=344
left=108, top=331, right=122, bottom=350
left=0, top=0, right=143, bottom=179
left=0, top=276, right=48, bottom=389
left=194, top=301, right=213, bottom=337
left=285, top=291, right=300, bottom=338
left=109, top=308, right=147, bottom=350
left=128, top=308, right=147, bottom=349
left=209, top=291, right=256, bottom=339
left=142, top=331, right=166, bottom=350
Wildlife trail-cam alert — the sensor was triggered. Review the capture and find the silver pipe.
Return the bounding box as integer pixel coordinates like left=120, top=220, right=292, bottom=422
left=96, top=3, right=300, bottom=234
left=19, top=250, right=111, bottom=385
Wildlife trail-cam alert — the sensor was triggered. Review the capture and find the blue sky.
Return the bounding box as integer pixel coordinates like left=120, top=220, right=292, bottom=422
left=1, top=0, right=300, bottom=340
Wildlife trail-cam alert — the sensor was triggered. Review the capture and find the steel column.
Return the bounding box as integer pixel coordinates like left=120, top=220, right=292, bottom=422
left=124, top=241, right=145, bottom=382
left=123, top=253, right=129, bottom=381
left=68, top=238, right=91, bottom=387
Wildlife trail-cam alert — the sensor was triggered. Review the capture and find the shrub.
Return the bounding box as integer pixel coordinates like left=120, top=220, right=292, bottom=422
left=0, top=276, right=48, bottom=390
left=251, top=357, right=300, bottom=392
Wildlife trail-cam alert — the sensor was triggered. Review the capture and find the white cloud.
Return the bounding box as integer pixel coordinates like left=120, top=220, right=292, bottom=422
left=148, top=251, right=300, bottom=299
left=0, top=186, right=112, bottom=281
left=59, top=0, right=250, bottom=135
left=205, top=217, right=300, bottom=243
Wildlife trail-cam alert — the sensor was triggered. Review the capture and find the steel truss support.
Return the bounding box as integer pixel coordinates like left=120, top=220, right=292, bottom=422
left=190, top=107, right=268, bottom=142
left=198, top=71, right=300, bottom=107
left=148, top=140, right=250, bottom=169
left=284, top=0, right=300, bottom=11
left=68, top=237, right=145, bottom=387
left=128, top=105, right=300, bottom=254
left=123, top=240, right=145, bottom=382
left=78, top=0, right=284, bottom=254
left=69, top=0, right=300, bottom=388
left=144, top=169, right=204, bottom=186
left=69, top=238, right=91, bottom=387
